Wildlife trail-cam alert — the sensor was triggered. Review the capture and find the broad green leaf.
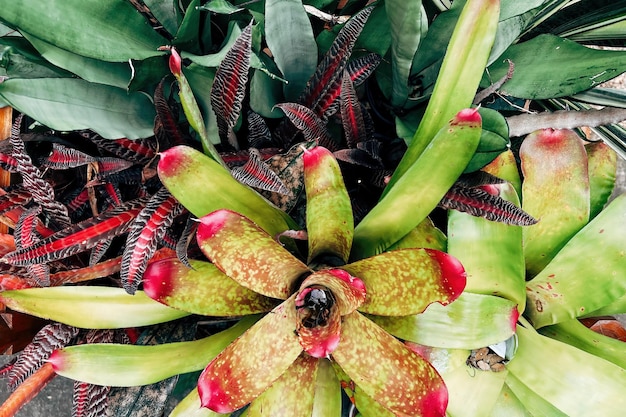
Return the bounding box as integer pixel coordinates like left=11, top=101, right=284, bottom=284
left=23, top=32, right=132, bottom=89
left=586, top=141, right=617, bottom=219
left=385, top=0, right=499, bottom=191
left=174, top=0, right=205, bottom=55
left=312, top=359, right=341, bottom=417
left=387, top=217, right=447, bottom=252
left=507, top=325, right=626, bottom=416
left=197, top=296, right=303, bottom=413
left=344, top=249, right=465, bottom=316
left=143, top=258, right=278, bottom=316
left=265, top=0, right=317, bottom=101
left=521, top=128, right=590, bottom=276
left=247, top=355, right=318, bottom=417
left=488, top=34, right=626, bottom=99
left=384, top=0, right=427, bottom=107
left=144, top=0, right=181, bottom=37
left=196, top=210, right=309, bottom=300
left=50, top=317, right=256, bottom=386
left=332, top=311, right=447, bottom=417
left=482, top=149, right=522, bottom=199
left=0, top=37, right=71, bottom=79
left=303, top=146, right=353, bottom=263
left=371, top=292, right=519, bottom=350
left=504, top=372, right=567, bottom=417
left=0, top=78, right=156, bottom=139
left=490, top=382, right=532, bottom=417
left=0, top=287, right=189, bottom=329
left=448, top=182, right=526, bottom=311
left=332, top=363, right=395, bottom=417
left=200, top=0, right=244, bottom=15
left=525, top=194, right=626, bottom=328
left=444, top=364, right=507, bottom=417
left=0, top=0, right=168, bottom=61
left=465, top=107, right=510, bottom=172
left=352, top=109, right=481, bottom=259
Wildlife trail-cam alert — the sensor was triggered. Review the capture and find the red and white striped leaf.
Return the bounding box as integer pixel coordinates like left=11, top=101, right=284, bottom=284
left=2, top=197, right=149, bottom=266
left=0, top=187, right=32, bottom=216
left=8, top=323, right=78, bottom=389
left=210, top=22, right=253, bottom=149
left=154, top=77, right=187, bottom=148
left=89, top=237, right=113, bottom=266
left=0, top=153, right=19, bottom=172
left=247, top=110, right=273, bottom=148
left=89, top=136, right=157, bottom=165
left=275, top=103, right=336, bottom=150
left=231, top=148, right=289, bottom=195
left=175, top=214, right=197, bottom=268
left=340, top=71, right=367, bottom=148
left=121, top=188, right=184, bottom=294
left=299, top=6, right=375, bottom=116
left=15, top=206, right=50, bottom=286
left=44, top=144, right=97, bottom=169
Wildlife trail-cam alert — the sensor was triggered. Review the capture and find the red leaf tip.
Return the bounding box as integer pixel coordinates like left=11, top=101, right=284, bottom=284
left=198, top=373, right=235, bottom=413
left=306, top=333, right=340, bottom=358
left=47, top=350, right=65, bottom=372
left=142, top=258, right=178, bottom=301
left=510, top=307, right=520, bottom=331
left=303, top=145, right=332, bottom=169
left=426, top=249, right=466, bottom=302
left=197, top=209, right=236, bottom=244
left=157, top=145, right=188, bottom=178
left=419, top=382, right=448, bottom=417
left=454, top=108, right=481, bottom=125
left=169, top=47, right=182, bottom=76
left=328, top=268, right=366, bottom=295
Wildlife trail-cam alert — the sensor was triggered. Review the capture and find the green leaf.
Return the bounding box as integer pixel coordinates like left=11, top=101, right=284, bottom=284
left=0, top=78, right=156, bottom=139
left=586, top=141, right=617, bottom=219
left=490, top=382, right=532, bottom=417
left=144, top=0, right=181, bottom=37
left=488, top=34, right=626, bottom=99
left=444, top=364, right=507, bottom=417
left=170, top=388, right=225, bottom=417
left=143, top=258, right=278, bottom=316
left=23, top=32, right=132, bottom=89
left=371, top=292, right=519, bottom=350
left=507, top=325, right=626, bottom=416
left=50, top=317, right=256, bottom=386
left=0, top=37, right=71, bottom=79
left=504, top=372, right=567, bottom=417
left=0, top=0, right=168, bottom=61
left=465, top=107, right=510, bottom=172
left=265, top=0, right=317, bottom=101
left=384, top=0, right=427, bottom=108
left=344, top=249, right=465, bottom=316
left=200, top=0, right=244, bottom=15
left=525, top=194, right=626, bottom=328
left=0, top=287, right=189, bottom=329
left=312, top=359, right=341, bottom=417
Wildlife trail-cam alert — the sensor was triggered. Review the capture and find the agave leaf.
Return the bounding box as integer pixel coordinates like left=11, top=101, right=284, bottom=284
left=371, top=292, right=519, bottom=350
left=0, top=0, right=168, bottom=61
left=332, top=311, right=447, bottom=417
left=352, top=109, right=481, bottom=259
left=197, top=209, right=309, bottom=299
left=507, top=325, right=626, bottom=416
left=247, top=355, right=318, bottom=417
left=448, top=182, right=527, bottom=311
left=586, top=141, right=617, bottom=219
left=386, top=0, right=499, bottom=191
left=265, top=0, right=317, bottom=101
left=525, top=194, right=626, bottom=328
left=143, top=258, right=277, bottom=315
left=210, top=22, right=252, bottom=149
left=488, top=34, right=626, bottom=99
left=303, top=146, right=353, bottom=263
left=157, top=145, right=298, bottom=236
left=0, top=78, right=156, bottom=139
left=344, top=249, right=465, bottom=316
left=49, top=317, right=256, bottom=387
left=0, top=287, right=189, bottom=329
left=121, top=188, right=185, bottom=294
left=197, top=296, right=303, bottom=413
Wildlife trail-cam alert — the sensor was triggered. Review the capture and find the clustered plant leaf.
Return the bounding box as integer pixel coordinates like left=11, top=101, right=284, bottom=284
left=0, top=0, right=626, bottom=416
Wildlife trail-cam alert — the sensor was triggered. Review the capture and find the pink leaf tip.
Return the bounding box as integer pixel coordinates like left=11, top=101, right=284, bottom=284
left=426, top=249, right=466, bottom=303
left=196, top=209, right=235, bottom=244
left=142, top=258, right=177, bottom=302
left=47, top=350, right=65, bottom=372
left=454, top=108, right=482, bottom=125
left=169, top=47, right=182, bottom=76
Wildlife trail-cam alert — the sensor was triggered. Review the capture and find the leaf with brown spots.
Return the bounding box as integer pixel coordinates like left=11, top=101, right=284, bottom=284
left=247, top=355, right=318, bottom=416
left=196, top=209, right=310, bottom=300
left=197, top=296, right=303, bottom=413
left=332, top=311, right=448, bottom=417
left=143, top=258, right=277, bottom=316
left=343, top=249, right=466, bottom=316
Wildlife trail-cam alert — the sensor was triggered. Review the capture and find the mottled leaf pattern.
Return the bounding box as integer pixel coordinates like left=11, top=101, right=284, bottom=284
left=211, top=22, right=253, bottom=149
left=231, top=148, right=290, bottom=195
left=121, top=188, right=184, bottom=294
left=2, top=197, right=149, bottom=266
left=440, top=184, right=537, bottom=226
left=8, top=323, right=78, bottom=389
left=0, top=153, right=19, bottom=173
left=275, top=103, right=336, bottom=150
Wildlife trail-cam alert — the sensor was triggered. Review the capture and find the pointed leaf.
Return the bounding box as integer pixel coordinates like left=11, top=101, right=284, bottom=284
left=521, top=128, right=590, bottom=276
left=332, top=311, right=448, bottom=417
left=73, top=381, right=109, bottom=417
left=50, top=317, right=255, bottom=387
left=198, top=296, right=303, bottom=413
left=157, top=145, right=297, bottom=236
left=44, top=143, right=97, bottom=168
left=525, top=194, right=626, bottom=328
left=275, top=103, right=337, bottom=150
left=210, top=22, right=252, bottom=148
left=303, top=146, right=353, bottom=263
left=586, top=141, right=617, bottom=219
left=143, top=258, right=277, bottom=315
left=231, top=148, right=290, bottom=195
left=247, top=355, right=318, bottom=417
left=340, top=71, right=367, bottom=148
left=0, top=287, right=189, bottom=329
left=343, top=249, right=465, bottom=316
left=371, top=292, right=519, bottom=350
left=121, top=188, right=185, bottom=294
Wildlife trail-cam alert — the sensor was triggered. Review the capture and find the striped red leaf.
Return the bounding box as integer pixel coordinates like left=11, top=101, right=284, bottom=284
left=275, top=103, right=336, bottom=150
left=231, top=149, right=289, bottom=195
left=340, top=71, right=368, bottom=148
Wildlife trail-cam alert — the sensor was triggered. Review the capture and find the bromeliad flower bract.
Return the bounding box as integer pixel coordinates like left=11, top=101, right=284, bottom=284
left=143, top=145, right=467, bottom=416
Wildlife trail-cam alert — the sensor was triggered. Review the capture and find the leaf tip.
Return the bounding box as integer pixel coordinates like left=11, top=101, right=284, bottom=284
left=169, top=47, right=182, bottom=76
left=198, top=368, right=236, bottom=413
left=426, top=249, right=466, bottom=302
left=142, top=258, right=178, bottom=302
left=47, top=349, right=64, bottom=373
left=453, top=108, right=482, bottom=126
left=419, top=382, right=448, bottom=417
left=197, top=209, right=235, bottom=244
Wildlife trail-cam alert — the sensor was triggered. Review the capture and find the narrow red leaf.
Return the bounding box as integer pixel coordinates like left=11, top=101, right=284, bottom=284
left=0, top=187, right=32, bottom=216
left=121, top=188, right=185, bottom=294
left=2, top=197, right=149, bottom=266
left=340, top=71, right=367, bottom=148
left=154, top=78, right=187, bottom=147
left=231, top=148, right=289, bottom=195
left=275, top=103, right=337, bottom=150
left=0, top=153, right=19, bottom=172
left=50, top=256, right=121, bottom=286
left=44, top=143, right=96, bottom=169
left=89, top=136, right=157, bottom=165
left=211, top=22, right=253, bottom=149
